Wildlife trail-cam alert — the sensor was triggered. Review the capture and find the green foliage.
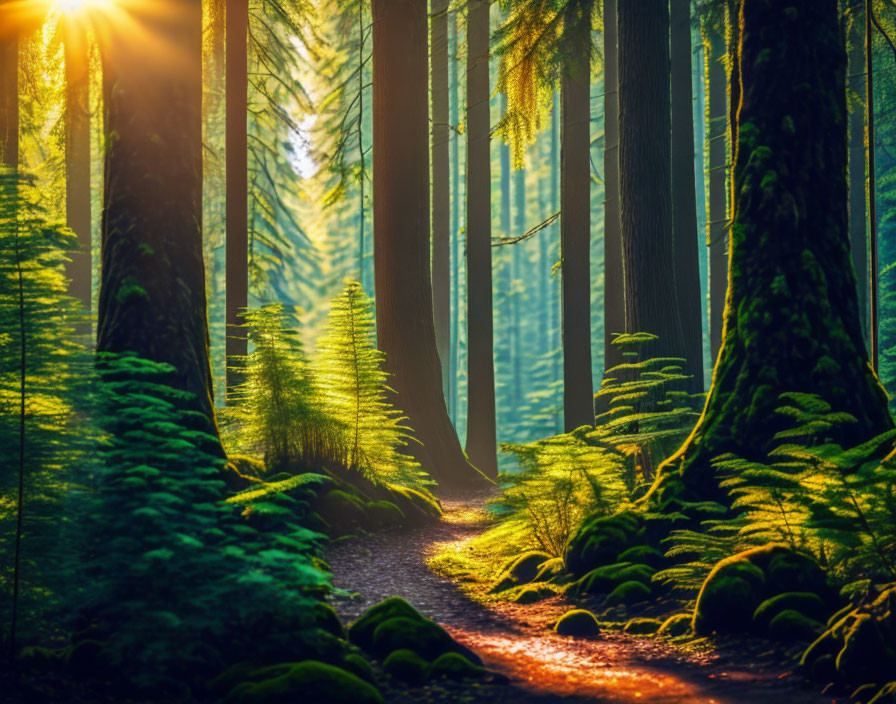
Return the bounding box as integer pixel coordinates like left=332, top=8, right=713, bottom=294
left=78, top=352, right=329, bottom=686
left=0, top=169, right=93, bottom=645
left=316, top=281, right=431, bottom=492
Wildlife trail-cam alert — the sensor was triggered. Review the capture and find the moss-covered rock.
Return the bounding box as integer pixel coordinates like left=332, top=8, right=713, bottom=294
left=315, top=602, right=347, bottom=639
left=382, top=649, right=429, bottom=685
left=348, top=597, right=424, bottom=650
left=835, top=614, right=893, bottom=684
left=765, top=550, right=827, bottom=597
left=767, top=609, right=824, bottom=642
left=488, top=575, right=517, bottom=594
left=224, top=661, right=383, bottom=704
left=808, top=653, right=837, bottom=685
left=869, top=682, right=896, bottom=704
left=316, top=489, right=369, bottom=532
left=657, top=613, right=692, bottom=638
left=365, top=500, right=405, bottom=530
left=623, top=617, right=662, bottom=636
left=567, top=562, right=655, bottom=596
left=534, top=557, right=570, bottom=584
left=564, top=512, right=644, bottom=577
left=753, top=592, right=828, bottom=633
left=428, top=652, right=487, bottom=680
left=605, top=580, right=653, bottom=606
left=340, top=653, right=374, bottom=683
left=503, top=551, right=552, bottom=585
left=512, top=584, right=554, bottom=604
left=618, top=545, right=665, bottom=568
left=371, top=617, right=455, bottom=660
left=693, top=554, right=767, bottom=635
left=554, top=609, right=601, bottom=637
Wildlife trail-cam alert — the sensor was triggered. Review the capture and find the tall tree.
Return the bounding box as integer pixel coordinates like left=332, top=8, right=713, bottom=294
left=371, top=0, right=479, bottom=486
left=618, top=0, right=686, bottom=360
left=465, top=0, right=497, bottom=476
left=0, top=14, right=16, bottom=170
left=670, top=0, right=704, bottom=393
left=431, top=0, right=451, bottom=400
left=97, top=0, right=220, bottom=442
left=449, top=9, right=461, bottom=421
left=225, top=0, right=248, bottom=399
left=704, top=23, right=727, bottom=368
left=600, top=0, right=623, bottom=407
left=560, top=0, right=595, bottom=432
left=848, top=2, right=868, bottom=342
left=62, top=16, right=91, bottom=320
left=651, top=0, right=892, bottom=509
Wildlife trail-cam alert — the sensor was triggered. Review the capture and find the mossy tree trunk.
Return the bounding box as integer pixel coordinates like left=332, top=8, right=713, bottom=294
left=848, top=5, right=868, bottom=343
left=97, top=0, right=221, bottom=446
left=651, top=0, right=893, bottom=510
left=371, top=0, right=480, bottom=486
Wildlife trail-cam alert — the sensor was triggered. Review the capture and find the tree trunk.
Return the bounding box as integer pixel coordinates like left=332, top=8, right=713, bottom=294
left=550, top=93, right=561, bottom=401
left=705, top=25, right=727, bottom=369
left=63, top=20, right=91, bottom=321
left=512, top=166, right=525, bottom=410
left=670, top=0, right=703, bottom=393
left=464, top=0, right=497, bottom=477
left=651, top=0, right=893, bottom=510
left=600, top=0, right=623, bottom=409
left=225, top=0, right=248, bottom=400
left=449, top=9, right=460, bottom=422
left=561, top=5, right=594, bottom=432
left=97, top=0, right=220, bottom=443
left=431, top=0, right=451, bottom=403
left=0, top=32, right=16, bottom=168
left=618, top=0, right=685, bottom=360
left=848, top=7, right=868, bottom=344
left=497, top=93, right=511, bottom=433
left=371, top=0, right=479, bottom=486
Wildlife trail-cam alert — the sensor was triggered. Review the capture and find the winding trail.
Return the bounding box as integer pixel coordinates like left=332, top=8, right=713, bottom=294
left=327, top=493, right=842, bottom=704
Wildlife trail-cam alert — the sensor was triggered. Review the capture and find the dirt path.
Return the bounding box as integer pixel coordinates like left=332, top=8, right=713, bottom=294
left=327, top=494, right=841, bottom=704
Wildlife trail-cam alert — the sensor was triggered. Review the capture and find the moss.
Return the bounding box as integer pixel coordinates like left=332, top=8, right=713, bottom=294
left=512, top=584, right=554, bottom=604
left=503, top=551, right=552, bottom=585
left=693, top=554, right=766, bottom=635
left=340, top=654, right=374, bottom=683
left=554, top=609, right=600, bottom=638
left=765, top=550, right=827, bottom=596
left=428, top=652, right=487, bottom=680
left=753, top=592, right=828, bottom=633
left=835, top=614, right=893, bottom=684
left=767, top=609, right=824, bottom=642
left=617, top=545, right=664, bottom=568
left=365, top=500, right=405, bottom=530
left=315, top=602, right=347, bottom=639
left=316, top=489, right=369, bottom=533
left=567, top=562, right=654, bottom=596
left=224, top=660, right=383, bottom=704
left=868, top=682, right=896, bottom=703
left=488, top=575, right=517, bottom=594
left=348, top=597, right=424, bottom=650
left=623, top=617, right=662, bottom=636
left=371, top=616, right=455, bottom=660
left=564, top=512, right=644, bottom=577
left=657, top=614, right=692, bottom=638
left=605, top=580, right=652, bottom=606
left=382, top=649, right=429, bottom=685
left=534, top=556, right=569, bottom=583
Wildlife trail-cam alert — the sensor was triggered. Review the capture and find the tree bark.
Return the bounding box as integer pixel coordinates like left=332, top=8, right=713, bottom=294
left=225, top=0, right=248, bottom=400
left=431, top=0, right=451, bottom=403
left=670, top=0, right=704, bottom=393
left=651, top=0, right=893, bottom=510
left=705, top=25, right=727, bottom=370
left=464, top=0, right=497, bottom=477
left=618, top=0, right=686, bottom=360
left=0, top=31, right=16, bottom=169
left=600, top=0, right=623, bottom=409
left=561, top=4, right=594, bottom=432
left=97, top=0, right=220, bottom=443
left=848, top=6, right=868, bottom=343
left=448, top=9, right=460, bottom=422
left=512, top=166, right=525, bottom=410
left=372, top=0, right=480, bottom=486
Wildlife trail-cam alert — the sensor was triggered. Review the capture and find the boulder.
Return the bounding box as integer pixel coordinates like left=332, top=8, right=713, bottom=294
left=382, top=649, right=429, bottom=685
left=623, top=618, right=663, bottom=636
left=554, top=610, right=600, bottom=638
left=428, top=652, right=487, bottom=680
left=348, top=597, right=423, bottom=651
left=657, top=613, right=692, bottom=638
left=224, top=660, right=383, bottom=704
left=753, top=592, right=828, bottom=633
left=605, top=580, right=653, bottom=606
left=767, top=609, right=824, bottom=642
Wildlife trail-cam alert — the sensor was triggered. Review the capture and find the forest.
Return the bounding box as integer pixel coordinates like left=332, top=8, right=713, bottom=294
left=2, top=0, right=896, bottom=702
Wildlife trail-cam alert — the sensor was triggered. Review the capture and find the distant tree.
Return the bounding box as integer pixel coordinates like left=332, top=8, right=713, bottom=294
left=96, top=0, right=221, bottom=445
left=465, top=0, right=498, bottom=476
left=0, top=7, right=17, bottom=169
left=650, top=0, right=893, bottom=511
left=370, top=0, right=480, bottom=486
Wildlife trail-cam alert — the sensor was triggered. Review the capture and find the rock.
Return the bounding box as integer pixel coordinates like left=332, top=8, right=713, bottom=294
left=567, top=562, right=655, bottom=596
left=618, top=545, right=665, bottom=568
left=836, top=614, right=893, bottom=684
left=554, top=610, right=601, bottom=638
left=767, top=609, right=824, bottom=642
left=605, top=580, right=653, bottom=606
left=371, top=616, right=481, bottom=664
left=753, top=592, right=828, bottom=633
left=693, top=556, right=766, bottom=635
left=340, top=653, right=374, bottom=683
left=565, top=512, right=644, bottom=577
left=365, top=500, right=405, bottom=530
left=800, top=627, right=841, bottom=674
left=428, top=652, right=487, bottom=680
left=765, top=550, right=827, bottom=596
left=503, top=551, right=553, bottom=585
left=224, top=660, right=383, bottom=704
left=348, top=597, right=424, bottom=650
left=316, top=489, right=369, bottom=533
left=657, top=613, right=692, bottom=638
left=512, top=584, right=554, bottom=604
left=315, top=602, right=347, bottom=639
left=383, top=649, right=429, bottom=685
left=623, top=618, right=663, bottom=636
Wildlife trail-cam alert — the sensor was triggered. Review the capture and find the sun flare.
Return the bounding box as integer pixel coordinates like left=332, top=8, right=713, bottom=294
left=56, top=0, right=103, bottom=15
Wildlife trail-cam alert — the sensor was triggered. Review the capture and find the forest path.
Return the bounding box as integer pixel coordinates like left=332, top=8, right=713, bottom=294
left=327, top=491, right=840, bottom=704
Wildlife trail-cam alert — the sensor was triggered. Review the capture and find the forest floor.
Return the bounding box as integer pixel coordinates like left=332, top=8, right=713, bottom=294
left=327, top=490, right=845, bottom=704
